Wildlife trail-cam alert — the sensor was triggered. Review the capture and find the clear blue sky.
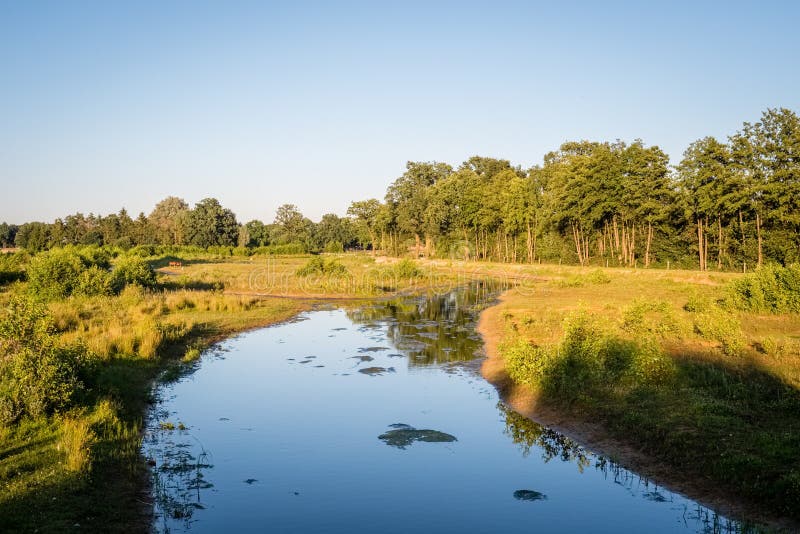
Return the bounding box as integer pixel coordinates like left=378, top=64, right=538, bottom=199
left=1, top=1, right=798, bottom=224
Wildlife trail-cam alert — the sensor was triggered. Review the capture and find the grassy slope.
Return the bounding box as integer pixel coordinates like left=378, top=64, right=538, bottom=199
left=472, top=261, right=800, bottom=524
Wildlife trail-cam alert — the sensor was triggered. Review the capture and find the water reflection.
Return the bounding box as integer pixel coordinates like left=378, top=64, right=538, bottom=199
left=145, top=422, right=213, bottom=532
left=346, top=280, right=510, bottom=366
left=499, top=403, right=743, bottom=533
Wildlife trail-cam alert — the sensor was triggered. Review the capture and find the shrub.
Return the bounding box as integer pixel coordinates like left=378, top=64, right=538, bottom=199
left=693, top=309, right=746, bottom=356
left=621, top=299, right=681, bottom=338
left=324, top=241, right=344, bottom=253
left=557, top=269, right=611, bottom=288
left=394, top=258, right=421, bottom=278
left=296, top=256, right=348, bottom=277
left=727, top=263, right=800, bottom=314
left=26, top=249, right=86, bottom=300
left=503, top=311, right=674, bottom=401
left=110, top=257, right=157, bottom=291
left=0, top=252, right=27, bottom=285
left=76, top=266, right=115, bottom=296
left=0, top=297, right=88, bottom=424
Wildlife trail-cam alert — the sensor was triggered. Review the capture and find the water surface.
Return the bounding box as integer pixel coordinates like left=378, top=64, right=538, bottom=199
left=144, top=283, right=740, bottom=533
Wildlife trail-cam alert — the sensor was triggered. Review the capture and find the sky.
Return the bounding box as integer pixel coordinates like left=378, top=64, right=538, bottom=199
left=1, top=1, right=799, bottom=224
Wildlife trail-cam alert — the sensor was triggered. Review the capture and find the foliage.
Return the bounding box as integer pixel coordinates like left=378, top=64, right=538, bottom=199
left=0, top=251, right=27, bottom=285
left=557, top=269, right=611, bottom=288
left=393, top=258, right=422, bottom=278
left=109, top=256, right=158, bottom=291
left=183, top=198, right=239, bottom=247
left=727, top=263, right=800, bottom=313
left=504, top=311, right=674, bottom=401
left=295, top=256, right=348, bottom=277
left=26, top=248, right=87, bottom=300
left=0, top=298, right=88, bottom=424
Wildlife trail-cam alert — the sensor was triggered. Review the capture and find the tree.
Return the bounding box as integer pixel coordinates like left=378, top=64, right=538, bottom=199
left=272, top=204, right=311, bottom=246
left=149, top=196, right=189, bottom=245
left=0, top=223, right=17, bottom=248
left=184, top=198, right=239, bottom=247
left=15, top=222, right=50, bottom=252
left=243, top=220, right=270, bottom=247
left=730, top=107, right=800, bottom=265
left=347, top=199, right=382, bottom=253
left=386, top=161, right=452, bottom=257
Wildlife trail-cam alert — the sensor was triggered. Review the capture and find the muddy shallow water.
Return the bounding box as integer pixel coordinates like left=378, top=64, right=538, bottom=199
left=144, top=282, right=740, bottom=533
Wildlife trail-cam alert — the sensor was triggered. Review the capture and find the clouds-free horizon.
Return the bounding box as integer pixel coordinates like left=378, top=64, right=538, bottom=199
left=2, top=1, right=799, bottom=224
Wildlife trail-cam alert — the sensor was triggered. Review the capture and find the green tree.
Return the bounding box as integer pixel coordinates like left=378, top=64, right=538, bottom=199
left=149, top=196, right=189, bottom=245
left=15, top=222, right=51, bottom=252
left=347, top=199, right=382, bottom=254
left=184, top=198, right=239, bottom=247
left=386, top=161, right=452, bottom=257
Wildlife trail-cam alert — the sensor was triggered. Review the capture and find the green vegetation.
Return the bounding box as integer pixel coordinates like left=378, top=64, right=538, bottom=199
left=728, top=263, right=800, bottom=314
left=494, top=265, right=800, bottom=520
left=5, top=108, right=798, bottom=270
left=0, top=252, right=310, bottom=531
left=296, top=256, right=349, bottom=277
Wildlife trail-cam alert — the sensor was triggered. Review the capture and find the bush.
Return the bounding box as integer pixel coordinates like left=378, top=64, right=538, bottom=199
left=0, top=297, right=88, bottom=424
left=26, top=249, right=86, bottom=300
left=109, top=257, right=157, bottom=291
left=0, top=251, right=27, bottom=285
left=394, top=258, right=421, bottom=278
left=296, top=256, right=348, bottom=277
left=324, top=241, right=344, bottom=253
left=727, top=263, right=800, bottom=314
left=693, top=309, right=746, bottom=356
left=503, top=311, right=674, bottom=402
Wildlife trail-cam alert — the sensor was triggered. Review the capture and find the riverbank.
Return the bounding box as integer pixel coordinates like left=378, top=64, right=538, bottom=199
left=478, top=281, right=800, bottom=531
left=0, top=253, right=461, bottom=532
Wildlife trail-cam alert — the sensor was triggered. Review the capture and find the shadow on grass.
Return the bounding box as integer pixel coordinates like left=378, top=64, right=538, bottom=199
left=530, top=336, right=800, bottom=521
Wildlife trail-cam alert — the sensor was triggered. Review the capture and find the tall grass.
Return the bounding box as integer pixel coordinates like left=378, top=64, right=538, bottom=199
left=59, top=417, right=94, bottom=473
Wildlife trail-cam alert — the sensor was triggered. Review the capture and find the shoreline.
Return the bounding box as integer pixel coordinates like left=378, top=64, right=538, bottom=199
left=476, top=289, right=796, bottom=532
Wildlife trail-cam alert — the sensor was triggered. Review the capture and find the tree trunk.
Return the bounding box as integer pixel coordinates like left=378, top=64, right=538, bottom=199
left=717, top=216, right=723, bottom=270
left=414, top=233, right=421, bottom=258
left=572, top=222, right=584, bottom=265
left=645, top=221, right=652, bottom=268
left=756, top=212, right=763, bottom=267
left=424, top=233, right=433, bottom=258
left=697, top=218, right=704, bottom=271
left=526, top=221, right=533, bottom=263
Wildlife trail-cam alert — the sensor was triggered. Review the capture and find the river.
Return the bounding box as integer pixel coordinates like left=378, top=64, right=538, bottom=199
left=143, top=282, right=740, bottom=533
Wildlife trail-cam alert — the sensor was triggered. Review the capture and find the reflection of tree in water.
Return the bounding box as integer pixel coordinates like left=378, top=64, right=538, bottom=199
left=145, top=426, right=213, bottom=533
left=499, top=403, right=743, bottom=534
left=346, top=280, right=510, bottom=366
left=500, top=403, right=591, bottom=472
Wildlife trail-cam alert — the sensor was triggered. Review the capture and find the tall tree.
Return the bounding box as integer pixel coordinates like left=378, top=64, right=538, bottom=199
left=386, top=161, right=452, bottom=257
left=347, top=199, right=382, bottom=254
left=149, top=196, right=189, bottom=245
left=184, top=198, right=239, bottom=247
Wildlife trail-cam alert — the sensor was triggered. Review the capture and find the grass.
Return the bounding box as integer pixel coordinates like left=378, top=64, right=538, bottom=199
left=0, top=256, right=311, bottom=532
left=484, top=262, right=800, bottom=521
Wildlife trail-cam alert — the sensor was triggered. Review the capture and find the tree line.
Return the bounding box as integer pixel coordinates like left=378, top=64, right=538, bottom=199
left=2, top=108, right=798, bottom=269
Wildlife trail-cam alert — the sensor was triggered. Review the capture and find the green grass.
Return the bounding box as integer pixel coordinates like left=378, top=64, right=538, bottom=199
left=492, top=264, right=800, bottom=521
